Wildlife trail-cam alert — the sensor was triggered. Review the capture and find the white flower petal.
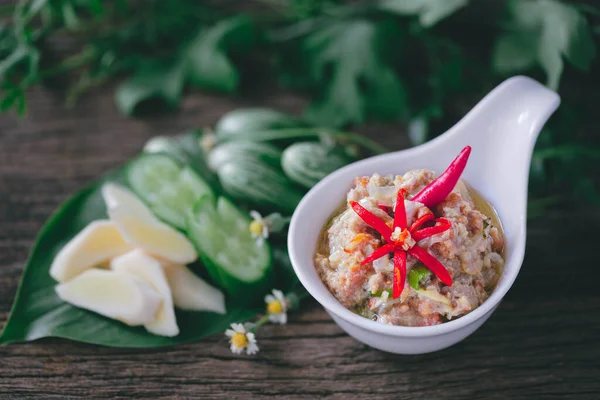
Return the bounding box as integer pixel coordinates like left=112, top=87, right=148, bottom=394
left=225, top=329, right=236, bottom=338
left=250, top=210, right=263, bottom=221
left=261, top=225, right=269, bottom=239
left=246, top=342, right=259, bottom=355
left=273, top=289, right=285, bottom=302
left=268, top=312, right=287, bottom=325
left=246, top=332, right=256, bottom=343
left=230, top=323, right=246, bottom=333
left=272, top=290, right=287, bottom=311
left=265, top=294, right=275, bottom=304
left=230, top=343, right=243, bottom=354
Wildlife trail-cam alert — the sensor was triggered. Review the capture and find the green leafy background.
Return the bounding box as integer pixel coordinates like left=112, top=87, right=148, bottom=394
left=1, top=0, right=596, bottom=213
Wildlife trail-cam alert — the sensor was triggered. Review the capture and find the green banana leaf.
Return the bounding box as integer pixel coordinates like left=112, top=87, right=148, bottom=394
left=0, top=167, right=262, bottom=347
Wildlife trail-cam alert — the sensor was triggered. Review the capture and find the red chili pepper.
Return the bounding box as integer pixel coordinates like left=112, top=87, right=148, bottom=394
left=408, top=213, right=434, bottom=233
left=351, top=195, right=452, bottom=299
left=361, top=243, right=395, bottom=265
left=377, top=205, right=389, bottom=213
left=350, top=201, right=392, bottom=242
left=412, top=146, right=471, bottom=208
left=393, top=189, right=407, bottom=230
left=393, top=251, right=406, bottom=299
left=408, top=246, right=452, bottom=286
left=412, top=218, right=451, bottom=242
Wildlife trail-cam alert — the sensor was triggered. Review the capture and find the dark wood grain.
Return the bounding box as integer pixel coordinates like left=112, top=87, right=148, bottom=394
left=1, top=85, right=599, bottom=400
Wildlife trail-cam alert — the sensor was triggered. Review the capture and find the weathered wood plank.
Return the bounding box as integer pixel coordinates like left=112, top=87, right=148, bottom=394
left=0, top=85, right=599, bottom=399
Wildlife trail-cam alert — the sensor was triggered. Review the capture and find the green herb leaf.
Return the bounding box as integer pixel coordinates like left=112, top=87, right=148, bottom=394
left=492, top=32, right=538, bottom=73
left=379, top=0, right=469, bottom=27
left=370, top=288, right=392, bottom=297
left=0, top=45, right=33, bottom=77
left=184, top=15, right=258, bottom=93
left=0, top=168, right=260, bottom=347
left=302, top=19, right=407, bottom=127
left=408, top=265, right=431, bottom=290
left=493, top=0, right=596, bottom=90
left=115, top=60, right=185, bottom=116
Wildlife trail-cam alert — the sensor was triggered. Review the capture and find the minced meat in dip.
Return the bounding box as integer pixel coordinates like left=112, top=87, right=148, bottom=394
left=314, top=170, right=504, bottom=327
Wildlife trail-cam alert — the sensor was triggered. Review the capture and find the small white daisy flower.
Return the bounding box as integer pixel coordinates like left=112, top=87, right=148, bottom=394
left=225, top=323, right=259, bottom=355
left=249, top=211, right=270, bottom=246
left=265, top=289, right=288, bottom=325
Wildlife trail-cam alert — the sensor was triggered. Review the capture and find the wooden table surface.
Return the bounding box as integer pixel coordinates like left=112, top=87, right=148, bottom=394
left=0, top=86, right=599, bottom=399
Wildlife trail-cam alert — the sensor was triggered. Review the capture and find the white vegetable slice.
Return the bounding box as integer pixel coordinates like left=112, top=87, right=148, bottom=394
left=101, top=182, right=155, bottom=221
left=102, top=182, right=197, bottom=264
left=55, top=269, right=162, bottom=326
left=164, top=264, right=226, bottom=314
left=417, top=289, right=451, bottom=306
left=50, top=220, right=132, bottom=283
left=108, top=205, right=197, bottom=265
left=111, top=250, right=179, bottom=337
left=454, top=179, right=471, bottom=200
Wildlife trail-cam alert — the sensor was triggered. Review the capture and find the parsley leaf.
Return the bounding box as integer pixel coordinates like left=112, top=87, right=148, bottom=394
left=379, top=0, right=469, bottom=27
left=115, top=16, right=259, bottom=115
left=493, top=0, right=596, bottom=90
left=185, top=15, right=258, bottom=93
left=115, top=60, right=186, bottom=115
left=302, top=19, right=407, bottom=127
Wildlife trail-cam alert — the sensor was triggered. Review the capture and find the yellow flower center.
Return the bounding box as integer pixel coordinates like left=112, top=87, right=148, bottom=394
left=267, top=300, right=283, bottom=314
left=231, top=332, right=248, bottom=348
left=249, top=220, right=264, bottom=235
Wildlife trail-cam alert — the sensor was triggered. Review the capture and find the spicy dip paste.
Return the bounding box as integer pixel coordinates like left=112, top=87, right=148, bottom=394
left=314, top=170, right=504, bottom=327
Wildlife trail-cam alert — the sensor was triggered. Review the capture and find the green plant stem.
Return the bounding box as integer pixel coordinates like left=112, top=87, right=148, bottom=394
left=331, top=131, right=388, bottom=155
left=249, top=314, right=271, bottom=332
left=253, top=128, right=387, bottom=154
left=40, top=47, right=96, bottom=80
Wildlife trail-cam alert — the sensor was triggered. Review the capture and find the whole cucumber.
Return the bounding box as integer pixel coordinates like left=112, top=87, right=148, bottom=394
left=207, top=141, right=282, bottom=172
left=281, top=142, right=352, bottom=189
left=215, top=108, right=305, bottom=142
left=217, top=158, right=304, bottom=213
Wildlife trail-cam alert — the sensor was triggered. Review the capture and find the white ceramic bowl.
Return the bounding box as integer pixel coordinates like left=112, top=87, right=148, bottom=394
left=288, top=76, right=560, bottom=354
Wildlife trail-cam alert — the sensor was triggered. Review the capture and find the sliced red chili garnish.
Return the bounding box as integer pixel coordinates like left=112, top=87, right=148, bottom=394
left=393, top=189, right=407, bottom=231
left=408, top=213, right=435, bottom=233
left=361, top=243, right=395, bottom=265
left=408, top=245, right=453, bottom=286
left=350, top=201, right=392, bottom=243
left=377, top=204, right=389, bottom=213
left=412, top=218, right=451, bottom=242
left=393, top=250, right=407, bottom=299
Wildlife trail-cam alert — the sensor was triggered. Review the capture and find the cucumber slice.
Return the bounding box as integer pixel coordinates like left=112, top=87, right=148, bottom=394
left=187, top=196, right=272, bottom=300
left=128, top=154, right=214, bottom=229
